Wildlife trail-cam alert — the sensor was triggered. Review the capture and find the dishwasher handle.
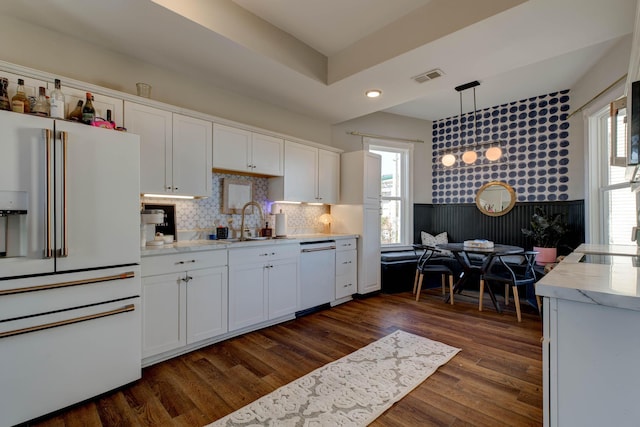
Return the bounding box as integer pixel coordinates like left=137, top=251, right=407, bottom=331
left=301, top=246, right=336, bottom=253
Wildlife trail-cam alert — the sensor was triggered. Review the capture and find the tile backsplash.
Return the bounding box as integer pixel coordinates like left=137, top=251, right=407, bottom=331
left=141, top=172, right=329, bottom=240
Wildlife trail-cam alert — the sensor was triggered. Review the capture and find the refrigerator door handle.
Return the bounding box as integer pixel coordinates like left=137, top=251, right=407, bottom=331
left=44, top=128, right=53, bottom=259
left=0, top=303, right=136, bottom=339
left=0, top=270, right=136, bottom=296
left=60, top=131, right=69, bottom=258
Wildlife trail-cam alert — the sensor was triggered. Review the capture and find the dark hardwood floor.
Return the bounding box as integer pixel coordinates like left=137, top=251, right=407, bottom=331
left=30, top=289, right=543, bottom=427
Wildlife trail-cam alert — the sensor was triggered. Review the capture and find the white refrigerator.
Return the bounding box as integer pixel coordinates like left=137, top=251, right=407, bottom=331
left=0, top=110, right=142, bottom=426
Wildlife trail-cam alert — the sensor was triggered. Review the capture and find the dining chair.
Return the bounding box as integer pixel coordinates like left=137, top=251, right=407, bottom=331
left=412, top=244, right=454, bottom=304
left=478, top=251, right=538, bottom=322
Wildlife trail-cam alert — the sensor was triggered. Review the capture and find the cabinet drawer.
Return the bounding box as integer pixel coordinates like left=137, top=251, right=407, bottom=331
left=142, top=250, right=227, bottom=276
left=335, top=238, right=357, bottom=252
left=229, top=244, right=299, bottom=265
left=336, top=273, right=356, bottom=299
left=336, top=250, right=356, bottom=276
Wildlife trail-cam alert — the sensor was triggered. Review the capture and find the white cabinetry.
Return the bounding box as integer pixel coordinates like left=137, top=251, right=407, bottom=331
left=268, top=140, right=340, bottom=204
left=125, top=101, right=212, bottom=197
left=2, top=71, right=124, bottom=125
left=332, top=151, right=381, bottom=294
left=228, top=244, right=298, bottom=331
left=335, top=238, right=357, bottom=299
left=213, top=123, right=283, bottom=176
left=543, top=297, right=640, bottom=426
left=63, top=87, right=124, bottom=126
left=141, top=250, right=227, bottom=361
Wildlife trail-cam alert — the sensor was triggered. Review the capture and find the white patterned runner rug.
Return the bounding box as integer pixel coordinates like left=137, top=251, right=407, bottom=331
left=205, top=329, right=461, bottom=427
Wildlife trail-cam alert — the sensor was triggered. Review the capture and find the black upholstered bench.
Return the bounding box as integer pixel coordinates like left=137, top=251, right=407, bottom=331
left=380, top=250, right=464, bottom=294
left=380, top=251, right=420, bottom=293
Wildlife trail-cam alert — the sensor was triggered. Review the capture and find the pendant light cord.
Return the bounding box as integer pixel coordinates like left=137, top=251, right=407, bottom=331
left=473, top=87, right=478, bottom=143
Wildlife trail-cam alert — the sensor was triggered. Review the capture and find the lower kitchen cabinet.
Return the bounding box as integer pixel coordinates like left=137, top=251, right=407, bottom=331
left=335, top=238, right=357, bottom=299
left=228, top=244, right=298, bottom=331
left=141, top=250, right=228, bottom=359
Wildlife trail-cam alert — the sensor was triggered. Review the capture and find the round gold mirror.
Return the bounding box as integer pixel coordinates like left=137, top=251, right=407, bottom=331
left=475, top=181, right=516, bottom=217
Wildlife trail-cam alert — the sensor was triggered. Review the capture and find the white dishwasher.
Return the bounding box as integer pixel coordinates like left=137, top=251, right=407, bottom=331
left=299, top=240, right=336, bottom=313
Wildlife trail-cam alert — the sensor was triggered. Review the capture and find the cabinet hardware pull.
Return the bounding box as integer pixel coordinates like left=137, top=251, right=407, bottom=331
left=0, top=271, right=136, bottom=296
left=44, top=129, right=53, bottom=258
left=177, top=260, right=196, bottom=264
left=60, top=131, right=69, bottom=257
left=0, top=304, right=135, bottom=339
left=44, top=128, right=53, bottom=259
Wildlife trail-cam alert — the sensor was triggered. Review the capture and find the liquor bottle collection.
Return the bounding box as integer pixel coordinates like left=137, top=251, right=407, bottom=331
left=0, top=76, right=123, bottom=130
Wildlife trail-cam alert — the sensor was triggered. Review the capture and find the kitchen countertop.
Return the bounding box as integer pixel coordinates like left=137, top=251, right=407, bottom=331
left=141, top=233, right=358, bottom=256
left=535, top=243, right=640, bottom=312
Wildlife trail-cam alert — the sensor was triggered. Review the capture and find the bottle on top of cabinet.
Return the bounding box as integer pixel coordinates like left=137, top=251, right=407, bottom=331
left=68, top=99, right=83, bottom=121
left=49, top=79, right=65, bottom=119
left=11, top=79, right=30, bottom=113
left=0, top=78, right=10, bottom=111
left=31, top=86, right=49, bottom=116
left=82, top=92, right=95, bottom=124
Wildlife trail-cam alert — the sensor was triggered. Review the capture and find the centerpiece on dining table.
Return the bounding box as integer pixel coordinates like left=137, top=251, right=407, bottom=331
left=463, top=239, right=494, bottom=249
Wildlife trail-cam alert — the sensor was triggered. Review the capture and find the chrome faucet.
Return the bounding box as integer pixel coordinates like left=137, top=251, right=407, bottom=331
left=240, top=201, right=264, bottom=241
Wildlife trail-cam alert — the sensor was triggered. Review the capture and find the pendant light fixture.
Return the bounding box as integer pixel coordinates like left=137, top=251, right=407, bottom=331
left=462, top=83, right=480, bottom=164
left=440, top=80, right=503, bottom=166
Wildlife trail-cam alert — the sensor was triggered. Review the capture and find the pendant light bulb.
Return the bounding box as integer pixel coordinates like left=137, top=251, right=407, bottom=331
left=462, top=150, right=478, bottom=164
left=442, top=154, right=456, bottom=167
left=486, top=146, right=503, bottom=161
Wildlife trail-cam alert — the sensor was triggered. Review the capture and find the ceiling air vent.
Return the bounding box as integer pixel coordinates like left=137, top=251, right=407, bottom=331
left=412, top=68, right=444, bottom=84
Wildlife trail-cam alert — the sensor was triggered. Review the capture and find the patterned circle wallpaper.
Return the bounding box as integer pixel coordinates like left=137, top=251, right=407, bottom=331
left=432, top=89, right=570, bottom=203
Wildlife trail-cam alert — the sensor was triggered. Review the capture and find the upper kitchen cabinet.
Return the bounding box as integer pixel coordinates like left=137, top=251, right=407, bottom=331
left=63, top=86, right=124, bottom=127
left=124, top=101, right=212, bottom=198
left=339, top=150, right=381, bottom=205
left=268, top=140, right=340, bottom=204
left=213, top=123, right=283, bottom=176
left=3, top=71, right=47, bottom=104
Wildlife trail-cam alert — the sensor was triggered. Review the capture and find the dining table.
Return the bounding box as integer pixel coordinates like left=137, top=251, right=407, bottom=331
left=436, top=242, right=524, bottom=312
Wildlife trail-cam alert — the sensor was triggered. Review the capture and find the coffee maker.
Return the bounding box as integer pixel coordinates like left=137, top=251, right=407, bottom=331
left=140, top=209, right=165, bottom=247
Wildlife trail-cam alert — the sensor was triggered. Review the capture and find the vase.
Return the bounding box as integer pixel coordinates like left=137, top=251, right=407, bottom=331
left=534, top=246, right=557, bottom=265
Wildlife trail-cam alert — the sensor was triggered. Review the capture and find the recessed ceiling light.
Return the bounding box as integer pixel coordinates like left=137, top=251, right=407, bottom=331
left=366, top=89, right=382, bottom=98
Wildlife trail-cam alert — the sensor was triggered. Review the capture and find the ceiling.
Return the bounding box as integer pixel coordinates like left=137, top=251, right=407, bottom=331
left=1, top=0, right=636, bottom=124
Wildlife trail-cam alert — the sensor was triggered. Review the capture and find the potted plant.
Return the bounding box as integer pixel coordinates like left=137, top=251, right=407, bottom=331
left=521, top=208, right=568, bottom=265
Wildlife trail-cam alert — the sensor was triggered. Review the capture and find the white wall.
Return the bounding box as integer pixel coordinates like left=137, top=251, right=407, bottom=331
left=568, top=35, right=633, bottom=199
left=0, top=15, right=332, bottom=146
left=331, top=112, right=433, bottom=203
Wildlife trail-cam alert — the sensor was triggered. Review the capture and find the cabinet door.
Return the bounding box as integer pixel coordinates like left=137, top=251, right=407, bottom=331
left=252, top=133, right=284, bottom=176
left=63, top=87, right=124, bottom=127
left=186, top=266, right=228, bottom=343
left=228, top=263, right=266, bottom=331
left=364, top=152, right=382, bottom=205
left=173, top=114, right=212, bottom=198
left=283, top=141, right=317, bottom=202
left=213, top=123, right=251, bottom=173
left=142, top=273, right=185, bottom=358
left=124, top=101, right=172, bottom=195
left=4, top=71, right=45, bottom=102
left=318, top=149, right=340, bottom=204
left=267, top=258, right=298, bottom=319
left=360, top=205, right=381, bottom=294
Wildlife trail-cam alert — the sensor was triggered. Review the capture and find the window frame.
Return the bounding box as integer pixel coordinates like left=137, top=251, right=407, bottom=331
left=586, top=83, right=636, bottom=245
left=364, top=138, right=414, bottom=248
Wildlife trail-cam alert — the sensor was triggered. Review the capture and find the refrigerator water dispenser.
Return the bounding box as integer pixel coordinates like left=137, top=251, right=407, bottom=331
left=0, top=191, right=27, bottom=257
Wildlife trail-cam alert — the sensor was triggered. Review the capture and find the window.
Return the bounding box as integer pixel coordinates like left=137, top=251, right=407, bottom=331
left=587, top=96, right=636, bottom=245
left=367, top=140, right=413, bottom=247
